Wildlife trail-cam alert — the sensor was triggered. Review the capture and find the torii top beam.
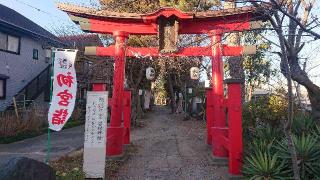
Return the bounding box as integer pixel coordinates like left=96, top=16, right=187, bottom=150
left=57, top=3, right=265, bottom=35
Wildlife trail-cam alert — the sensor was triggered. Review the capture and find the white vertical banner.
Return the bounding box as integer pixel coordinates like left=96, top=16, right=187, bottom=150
left=48, top=49, right=78, bottom=131
left=83, top=91, right=108, bottom=179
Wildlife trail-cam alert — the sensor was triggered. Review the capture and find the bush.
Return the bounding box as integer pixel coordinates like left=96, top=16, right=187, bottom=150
left=292, top=115, right=317, bottom=136
left=0, top=105, right=46, bottom=137
left=243, top=95, right=288, bottom=129
left=276, top=134, right=320, bottom=179
left=242, top=149, right=290, bottom=179
left=243, top=116, right=320, bottom=179
left=0, top=103, right=84, bottom=144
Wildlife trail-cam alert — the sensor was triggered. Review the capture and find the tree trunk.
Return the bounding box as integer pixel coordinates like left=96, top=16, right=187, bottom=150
left=284, top=129, right=300, bottom=179
left=284, top=64, right=301, bottom=180
left=279, top=51, right=301, bottom=180
left=131, top=89, right=138, bottom=125
left=127, top=60, right=145, bottom=125
left=167, top=73, right=176, bottom=113
left=137, top=90, right=143, bottom=119
left=289, top=59, right=320, bottom=121
left=247, top=82, right=253, bottom=102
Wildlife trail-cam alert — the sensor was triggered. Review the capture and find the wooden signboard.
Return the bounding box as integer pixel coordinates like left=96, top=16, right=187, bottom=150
left=83, top=91, right=108, bottom=179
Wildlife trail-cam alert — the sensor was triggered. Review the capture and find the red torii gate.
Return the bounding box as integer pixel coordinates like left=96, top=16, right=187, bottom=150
left=58, top=3, right=264, bottom=175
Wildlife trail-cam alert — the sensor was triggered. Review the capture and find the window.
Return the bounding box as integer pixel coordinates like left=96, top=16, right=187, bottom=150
left=0, top=80, right=4, bottom=99
left=0, top=32, right=7, bottom=50
left=33, top=49, right=38, bottom=60
left=0, top=75, right=8, bottom=99
left=0, top=32, right=20, bottom=54
left=0, top=75, right=9, bottom=99
left=8, top=35, right=19, bottom=53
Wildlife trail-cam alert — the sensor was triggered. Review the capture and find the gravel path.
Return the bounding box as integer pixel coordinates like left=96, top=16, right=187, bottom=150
left=114, top=106, right=228, bottom=180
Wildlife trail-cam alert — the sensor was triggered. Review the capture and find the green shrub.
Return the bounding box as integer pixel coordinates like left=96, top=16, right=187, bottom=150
left=255, top=126, right=283, bottom=142
left=276, top=134, right=320, bottom=179
left=243, top=95, right=288, bottom=129
left=242, top=149, right=290, bottom=179
left=244, top=125, right=283, bottom=151
left=292, top=115, right=316, bottom=136
left=243, top=115, right=320, bottom=179
left=56, top=167, right=84, bottom=180
left=315, top=125, right=320, bottom=137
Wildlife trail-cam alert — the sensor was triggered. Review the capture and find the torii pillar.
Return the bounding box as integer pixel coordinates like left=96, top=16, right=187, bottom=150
left=107, top=31, right=128, bottom=156
left=211, top=30, right=228, bottom=157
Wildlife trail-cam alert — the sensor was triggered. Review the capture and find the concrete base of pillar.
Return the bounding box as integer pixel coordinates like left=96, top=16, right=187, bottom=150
left=106, top=152, right=127, bottom=161
left=210, top=155, right=228, bottom=166
left=123, top=127, right=130, bottom=145
left=228, top=174, right=243, bottom=180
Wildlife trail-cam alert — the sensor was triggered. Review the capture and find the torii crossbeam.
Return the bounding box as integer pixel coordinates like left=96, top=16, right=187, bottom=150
left=84, top=45, right=257, bottom=57
left=58, top=3, right=265, bottom=175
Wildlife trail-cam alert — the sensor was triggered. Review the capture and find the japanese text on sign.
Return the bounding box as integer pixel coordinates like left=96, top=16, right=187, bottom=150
left=83, top=91, right=108, bottom=179
left=48, top=50, right=78, bottom=131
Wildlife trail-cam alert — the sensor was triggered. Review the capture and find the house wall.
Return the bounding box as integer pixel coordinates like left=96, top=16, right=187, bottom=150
left=0, top=35, right=49, bottom=111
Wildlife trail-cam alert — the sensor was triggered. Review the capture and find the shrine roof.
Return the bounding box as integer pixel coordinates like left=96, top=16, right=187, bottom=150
left=57, top=3, right=264, bottom=21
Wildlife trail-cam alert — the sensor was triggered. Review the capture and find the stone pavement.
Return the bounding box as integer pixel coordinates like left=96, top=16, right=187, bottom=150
left=0, top=125, right=84, bottom=166
left=113, top=106, right=229, bottom=180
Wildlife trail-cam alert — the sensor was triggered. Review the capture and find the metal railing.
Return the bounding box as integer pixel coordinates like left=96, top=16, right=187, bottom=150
left=10, top=65, right=51, bottom=110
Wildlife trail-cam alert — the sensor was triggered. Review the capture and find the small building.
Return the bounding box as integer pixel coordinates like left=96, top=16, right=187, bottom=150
left=0, top=4, right=63, bottom=111
left=252, top=89, right=270, bottom=101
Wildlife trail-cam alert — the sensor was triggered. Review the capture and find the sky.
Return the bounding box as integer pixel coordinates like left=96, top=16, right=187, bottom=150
left=0, top=0, right=96, bottom=33
left=0, top=0, right=319, bottom=86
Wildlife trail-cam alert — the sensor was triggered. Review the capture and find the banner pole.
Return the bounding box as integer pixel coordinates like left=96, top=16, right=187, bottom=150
left=46, top=49, right=55, bottom=164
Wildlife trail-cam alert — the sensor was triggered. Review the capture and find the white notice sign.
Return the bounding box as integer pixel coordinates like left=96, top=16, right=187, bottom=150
left=83, top=91, right=108, bottom=179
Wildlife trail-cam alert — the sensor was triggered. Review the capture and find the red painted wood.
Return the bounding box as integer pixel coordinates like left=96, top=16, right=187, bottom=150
left=89, top=18, right=158, bottom=35
left=206, top=89, right=214, bottom=145
left=110, top=31, right=127, bottom=127
left=94, top=46, right=244, bottom=57
left=214, top=129, right=229, bottom=149
left=87, top=14, right=252, bottom=35
left=123, top=90, right=131, bottom=145
left=106, top=127, right=124, bottom=156
left=180, top=15, right=251, bottom=34
left=107, top=31, right=127, bottom=156
left=211, top=31, right=228, bottom=157
left=108, top=98, right=112, bottom=107
left=222, top=45, right=243, bottom=56
left=92, top=83, right=106, bottom=91
left=227, top=82, right=243, bottom=175
left=95, top=46, right=211, bottom=57
left=211, top=127, right=228, bottom=148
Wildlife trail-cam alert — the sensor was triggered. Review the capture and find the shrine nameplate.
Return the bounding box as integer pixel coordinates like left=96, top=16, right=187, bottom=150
left=83, top=91, right=108, bottom=179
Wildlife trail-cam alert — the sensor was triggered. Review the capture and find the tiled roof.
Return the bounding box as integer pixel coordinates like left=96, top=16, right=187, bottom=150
left=0, top=4, right=63, bottom=46
left=57, top=3, right=144, bottom=19
left=57, top=3, right=265, bottom=20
